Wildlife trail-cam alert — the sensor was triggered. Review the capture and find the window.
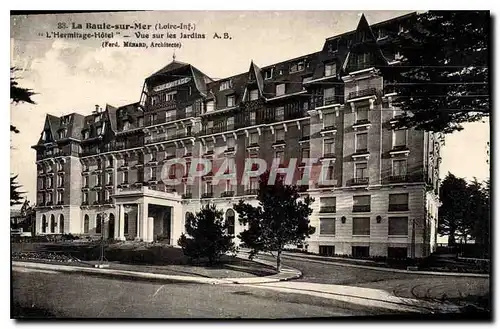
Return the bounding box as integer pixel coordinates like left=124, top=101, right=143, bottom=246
left=206, top=101, right=215, bottom=113
left=319, top=246, right=335, bottom=256
left=83, top=215, right=89, bottom=233
left=323, top=87, right=336, bottom=105
left=393, top=159, right=407, bottom=177
left=96, top=127, right=102, bottom=135
left=96, top=215, right=102, bottom=234
left=355, top=162, right=368, bottom=179
left=50, top=214, right=56, bottom=233
left=226, top=209, right=235, bottom=236
left=389, top=193, right=409, bottom=211
left=249, top=89, right=259, bottom=101
left=302, top=76, right=312, bottom=90
left=276, top=107, right=285, bottom=121
left=275, top=150, right=284, bottom=162
left=205, top=180, right=213, bottom=194
left=227, top=136, right=235, bottom=149
left=122, top=171, right=129, bottom=184
left=389, top=217, right=409, bottom=236
left=352, top=217, right=370, bottom=236
left=276, top=84, right=286, bottom=96
left=377, top=28, right=387, bottom=40
left=226, top=95, right=235, bottom=107
left=388, top=247, right=408, bottom=259
left=205, top=140, right=214, bottom=153
left=165, top=110, right=175, bottom=122
left=353, top=195, right=371, bottom=212
left=301, top=147, right=310, bottom=160
left=249, top=132, right=259, bottom=145
left=83, top=176, right=89, bottom=187
left=355, top=133, right=368, bottom=152
left=275, top=129, right=285, bottom=142
left=96, top=175, right=102, bottom=186
left=124, top=213, right=129, bottom=235
left=290, top=60, right=305, bottom=73
left=320, top=218, right=336, bottom=235
left=104, top=190, right=110, bottom=202
left=219, top=80, right=232, bottom=91
left=58, top=174, right=64, bottom=187
left=58, top=129, right=66, bottom=139
left=323, top=113, right=335, bottom=129
left=264, top=68, right=273, bottom=80
left=185, top=105, right=193, bottom=117
left=106, top=172, right=112, bottom=185
left=249, top=177, right=259, bottom=191
left=301, top=124, right=310, bottom=138
left=47, top=177, right=53, bottom=188
left=356, top=106, right=369, bottom=123
left=323, top=138, right=335, bottom=155
left=83, top=131, right=89, bottom=139
left=324, top=63, right=336, bottom=77
left=47, top=192, right=52, bottom=203
left=320, top=197, right=336, bottom=213
left=227, top=117, right=234, bottom=129
left=83, top=192, right=88, bottom=204
left=352, top=246, right=370, bottom=258
left=166, top=91, right=177, bottom=101
left=96, top=191, right=101, bottom=203
left=393, top=129, right=407, bottom=148
left=250, top=112, right=256, bottom=125
left=57, top=191, right=63, bottom=204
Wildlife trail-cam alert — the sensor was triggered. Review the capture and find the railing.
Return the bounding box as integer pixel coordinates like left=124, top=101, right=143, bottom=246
left=347, top=88, right=378, bottom=101
left=244, top=189, right=258, bottom=195
left=322, top=125, right=337, bottom=132
left=353, top=148, right=369, bottom=155
left=221, top=191, right=235, bottom=198
left=353, top=119, right=371, bottom=126
left=181, top=193, right=192, bottom=199
left=353, top=205, right=371, bottom=212
left=201, top=192, right=213, bottom=199
left=319, top=206, right=336, bottom=213
left=388, top=175, right=408, bottom=183
left=311, top=95, right=344, bottom=109
left=349, top=177, right=370, bottom=186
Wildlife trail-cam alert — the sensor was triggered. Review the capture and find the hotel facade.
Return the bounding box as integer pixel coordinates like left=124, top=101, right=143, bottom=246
left=33, top=13, right=442, bottom=258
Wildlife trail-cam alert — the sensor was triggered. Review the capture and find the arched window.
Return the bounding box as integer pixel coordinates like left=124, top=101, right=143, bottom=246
left=41, top=215, right=47, bottom=233
left=96, top=214, right=102, bottom=234
left=226, top=209, right=235, bottom=236
left=124, top=213, right=129, bottom=235
left=108, top=213, right=115, bottom=239
left=59, top=214, right=64, bottom=234
left=50, top=214, right=56, bottom=233
left=84, top=214, right=90, bottom=233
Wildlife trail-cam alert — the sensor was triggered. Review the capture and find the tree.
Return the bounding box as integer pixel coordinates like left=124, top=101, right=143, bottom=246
left=234, top=171, right=315, bottom=271
left=11, top=67, right=36, bottom=206
left=438, top=173, right=469, bottom=245
left=385, top=11, right=489, bottom=134
left=467, top=178, right=490, bottom=257
left=11, top=67, right=36, bottom=134
left=11, top=175, right=24, bottom=206
left=178, top=204, right=236, bottom=265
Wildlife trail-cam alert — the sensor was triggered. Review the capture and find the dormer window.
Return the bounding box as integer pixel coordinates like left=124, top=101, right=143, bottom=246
left=328, top=39, right=339, bottom=53
left=377, top=28, right=388, bottom=40
left=226, top=95, right=235, bottom=107
left=289, top=60, right=305, bottom=73
left=302, top=77, right=312, bottom=90
left=264, top=68, right=273, bottom=80
left=94, top=115, right=101, bottom=123
left=206, top=100, right=215, bottom=113
left=275, top=83, right=286, bottom=96
left=82, top=131, right=89, bottom=139
left=41, top=131, right=47, bottom=141
left=324, top=63, right=336, bottom=77
left=166, top=91, right=177, bottom=102
left=58, top=129, right=66, bottom=139
left=249, top=89, right=259, bottom=101
left=219, top=80, right=232, bottom=91
left=96, top=127, right=102, bottom=135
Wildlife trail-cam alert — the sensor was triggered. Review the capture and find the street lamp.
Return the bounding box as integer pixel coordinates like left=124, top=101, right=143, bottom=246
left=96, top=211, right=109, bottom=268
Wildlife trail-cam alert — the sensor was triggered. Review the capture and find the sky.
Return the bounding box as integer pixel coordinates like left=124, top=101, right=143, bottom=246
left=10, top=10, right=490, bottom=203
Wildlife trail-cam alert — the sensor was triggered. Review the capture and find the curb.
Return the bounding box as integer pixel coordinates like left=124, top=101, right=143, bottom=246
left=279, top=253, right=490, bottom=278
left=12, top=259, right=302, bottom=285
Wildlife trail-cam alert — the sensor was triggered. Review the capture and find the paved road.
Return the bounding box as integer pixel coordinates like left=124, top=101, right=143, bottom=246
left=254, top=253, right=490, bottom=306
left=12, top=269, right=402, bottom=319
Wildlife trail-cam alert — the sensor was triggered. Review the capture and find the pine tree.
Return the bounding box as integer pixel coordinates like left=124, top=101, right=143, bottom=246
left=11, top=175, right=24, bottom=206
left=234, top=171, right=315, bottom=271
left=384, top=11, right=489, bottom=133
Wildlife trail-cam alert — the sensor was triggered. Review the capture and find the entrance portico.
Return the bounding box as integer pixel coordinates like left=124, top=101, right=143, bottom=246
left=111, top=186, right=184, bottom=244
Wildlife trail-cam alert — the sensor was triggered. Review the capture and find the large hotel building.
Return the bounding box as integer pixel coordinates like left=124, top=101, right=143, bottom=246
left=32, top=13, right=442, bottom=258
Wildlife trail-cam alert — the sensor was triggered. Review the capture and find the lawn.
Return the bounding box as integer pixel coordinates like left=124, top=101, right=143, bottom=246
left=11, top=242, right=277, bottom=279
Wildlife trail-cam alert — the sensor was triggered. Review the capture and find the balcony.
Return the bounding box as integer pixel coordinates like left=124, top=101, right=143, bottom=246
left=299, top=136, right=310, bottom=144
left=388, top=204, right=409, bottom=212
left=352, top=119, right=371, bottom=129
left=319, top=206, right=336, bottom=213
left=146, top=159, right=158, bottom=166
left=311, top=95, right=344, bottom=110
left=133, top=162, right=145, bottom=169
left=352, top=149, right=370, bottom=160
left=181, top=193, right=192, bottom=199
left=246, top=143, right=260, bottom=150
left=221, top=191, right=235, bottom=198
left=353, top=205, right=371, bottom=212
left=183, top=152, right=193, bottom=158
left=347, top=88, right=378, bottom=101
left=244, top=189, right=258, bottom=195
left=201, top=192, right=213, bottom=199
left=81, top=201, right=89, bottom=206
left=389, top=146, right=410, bottom=157
left=118, top=183, right=130, bottom=188
left=224, top=146, right=235, bottom=155
left=349, top=177, right=370, bottom=186
left=118, top=165, right=130, bottom=171
left=388, top=175, right=408, bottom=183
left=165, top=186, right=177, bottom=193
left=272, top=140, right=286, bottom=148
left=203, top=150, right=215, bottom=157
